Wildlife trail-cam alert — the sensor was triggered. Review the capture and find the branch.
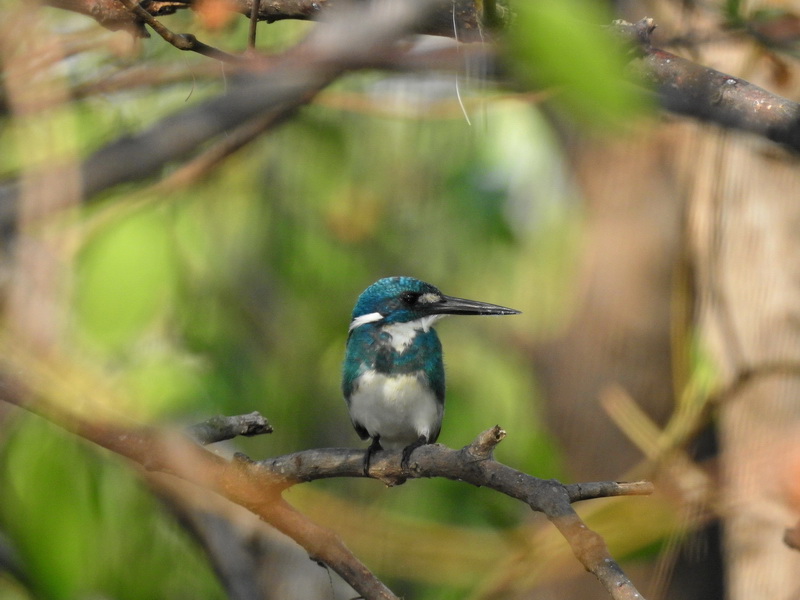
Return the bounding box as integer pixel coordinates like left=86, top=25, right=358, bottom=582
left=0, top=376, right=398, bottom=600
left=186, top=411, right=273, bottom=445
left=262, top=426, right=652, bottom=600
left=710, top=360, right=800, bottom=404
left=116, top=0, right=245, bottom=63
left=613, top=18, right=800, bottom=152
left=262, top=425, right=653, bottom=506
left=40, top=0, right=174, bottom=36
left=6, top=12, right=799, bottom=242
left=42, top=0, right=486, bottom=42
left=1, top=358, right=652, bottom=600
left=0, top=0, right=445, bottom=220
left=248, top=0, right=262, bottom=50
left=785, top=519, right=800, bottom=552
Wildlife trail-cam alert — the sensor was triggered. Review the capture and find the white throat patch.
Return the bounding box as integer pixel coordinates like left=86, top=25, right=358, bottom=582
left=349, top=312, right=384, bottom=332
left=383, top=315, right=443, bottom=351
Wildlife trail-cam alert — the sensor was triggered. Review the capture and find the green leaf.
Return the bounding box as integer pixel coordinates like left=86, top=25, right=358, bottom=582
left=507, top=0, right=649, bottom=125
left=76, top=210, right=176, bottom=350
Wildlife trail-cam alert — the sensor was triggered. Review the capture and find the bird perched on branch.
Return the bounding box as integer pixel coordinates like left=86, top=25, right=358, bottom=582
left=342, top=276, right=520, bottom=475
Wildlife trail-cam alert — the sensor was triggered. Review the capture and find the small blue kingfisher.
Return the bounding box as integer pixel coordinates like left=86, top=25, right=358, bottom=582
left=342, top=276, right=520, bottom=475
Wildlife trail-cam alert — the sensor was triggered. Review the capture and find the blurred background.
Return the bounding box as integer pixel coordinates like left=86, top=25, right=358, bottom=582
left=2, top=0, right=800, bottom=598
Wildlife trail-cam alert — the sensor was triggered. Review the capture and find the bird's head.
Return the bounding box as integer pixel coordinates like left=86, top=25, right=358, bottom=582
left=349, top=276, right=520, bottom=331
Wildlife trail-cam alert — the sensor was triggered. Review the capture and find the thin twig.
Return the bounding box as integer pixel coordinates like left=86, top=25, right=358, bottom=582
left=248, top=0, right=262, bottom=49
left=785, top=519, right=800, bottom=551
left=0, top=381, right=398, bottom=600
left=117, top=0, right=245, bottom=63
left=43, top=0, right=486, bottom=41
left=1, top=366, right=652, bottom=600
left=187, top=412, right=273, bottom=445
left=710, top=361, right=800, bottom=403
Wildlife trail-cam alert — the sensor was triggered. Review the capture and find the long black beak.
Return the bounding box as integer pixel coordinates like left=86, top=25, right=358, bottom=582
left=426, top=295, right=521, bottom=317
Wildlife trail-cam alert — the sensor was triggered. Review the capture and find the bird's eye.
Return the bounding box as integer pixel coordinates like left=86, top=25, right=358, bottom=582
left=400, top=291, right=420, bottom=305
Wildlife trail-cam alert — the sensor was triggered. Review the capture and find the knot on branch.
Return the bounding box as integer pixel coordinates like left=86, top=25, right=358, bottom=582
left=462, top=425, right=506, bottom=461
left=785, top=519, right=800, bottom=551
left=187, top=412, right=273, bottom=445
left=232, top=451, right=255, bottom=465
left=607, top=17, right=656, bottom=53
left=175, top=33, right=198, bottom=51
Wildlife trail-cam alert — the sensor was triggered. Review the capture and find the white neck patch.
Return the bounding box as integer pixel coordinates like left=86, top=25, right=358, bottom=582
left=383, top=315, right=444, bottom=352
left=349, top=312, right=384, bottom=332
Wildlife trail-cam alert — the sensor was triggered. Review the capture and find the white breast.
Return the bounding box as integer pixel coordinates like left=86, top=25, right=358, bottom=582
left=348, top=371, right=443, bottom=450
left=381, top=315, right=443, bottom=352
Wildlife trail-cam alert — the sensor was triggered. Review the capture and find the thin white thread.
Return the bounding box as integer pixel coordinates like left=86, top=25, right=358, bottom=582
left=452, top=0, right=471, bottom=126
left=183, top=52, right=195, bottom=102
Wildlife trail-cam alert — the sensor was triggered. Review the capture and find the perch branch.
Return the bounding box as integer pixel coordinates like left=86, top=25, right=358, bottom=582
left=0, top=360, right=652, bottom=600
left=0, top=376, right=398, bottom=600
left=263, top=426, right=652, bottom=599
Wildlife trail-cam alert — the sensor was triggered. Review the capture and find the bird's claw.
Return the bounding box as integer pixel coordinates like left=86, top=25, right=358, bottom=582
left=400, top=436, right=427, bottom=472
left=363, top=436, right=382, bottom=477
left=362, top=453, right=371, bottom=477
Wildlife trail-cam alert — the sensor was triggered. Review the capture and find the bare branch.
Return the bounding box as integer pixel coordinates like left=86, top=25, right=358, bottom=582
left=566, top=480, right=654, bottom=502
left=116, top=0, right=245, bottom=63
left=41, top=0, right=152, bottom=36
left=187, top=411, right=273, bottom=445
left=261, top=427, right=652, bottom=502
left=248, top=0, right=262, bottom=50
left=710, top=360, right=800, bottom=404
left=154, top=112, right=280, bottom=189
left=614, top=18, right=800, bottom=152
left=42, top=0, right=486, bottom=41
left=7, top=11, right=800, bottom=247
left=245, top=425, right=654, bottom=599
left=0, top=363, right=653, bottom=600
left=0, top=377, right=398, bottom=600
left=0, top=0, right=445, bottom=212
left=785, top=520, right=800, bottom=552
left=0, top=2, right=458, bottom=242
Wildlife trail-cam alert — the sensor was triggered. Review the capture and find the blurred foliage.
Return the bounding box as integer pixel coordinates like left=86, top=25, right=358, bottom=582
left=0, top=2, right=667, bottom=600
left=507, top=0, right=650, bottom=127
left=0, top=415, right=225, bottom=599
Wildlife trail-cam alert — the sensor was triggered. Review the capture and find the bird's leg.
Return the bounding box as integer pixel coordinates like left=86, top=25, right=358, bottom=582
left=363, top=436, right=382, bottom=476
left=401, top=435, right=428, bottom=472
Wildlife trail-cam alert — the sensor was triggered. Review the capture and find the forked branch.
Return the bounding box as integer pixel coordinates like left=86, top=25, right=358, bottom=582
left=0, top=368, right=651, bottom=600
